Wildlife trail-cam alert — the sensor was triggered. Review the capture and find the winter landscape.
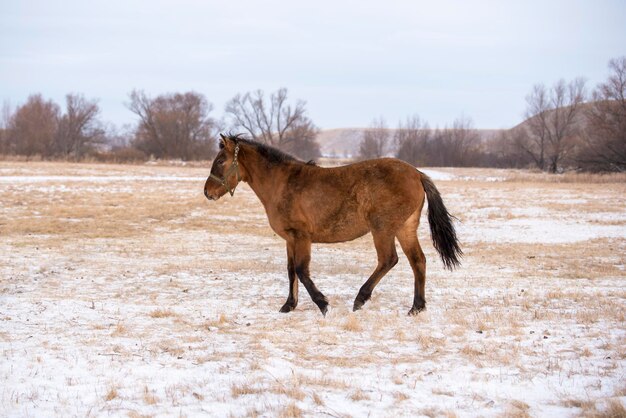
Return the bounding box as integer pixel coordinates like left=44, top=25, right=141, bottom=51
left=1, top=162, right=624, bottom=417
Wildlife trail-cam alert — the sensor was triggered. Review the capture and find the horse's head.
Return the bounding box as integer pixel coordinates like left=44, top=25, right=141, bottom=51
left=204, top=134, right=243, bottom=200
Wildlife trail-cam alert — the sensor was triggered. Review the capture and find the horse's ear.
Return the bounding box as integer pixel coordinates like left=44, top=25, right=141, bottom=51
left=219, top=133, right=236, bottom=152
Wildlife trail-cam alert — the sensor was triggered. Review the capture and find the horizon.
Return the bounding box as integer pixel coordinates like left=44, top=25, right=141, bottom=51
left=1, top=1, right=625, bottom=130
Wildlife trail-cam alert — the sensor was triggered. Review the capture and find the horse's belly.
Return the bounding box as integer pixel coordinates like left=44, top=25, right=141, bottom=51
left=310, top=220, right=370, bottom=243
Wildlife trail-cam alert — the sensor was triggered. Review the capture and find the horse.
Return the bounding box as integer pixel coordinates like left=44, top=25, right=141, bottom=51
left=204, top=133, right=462, bottom=316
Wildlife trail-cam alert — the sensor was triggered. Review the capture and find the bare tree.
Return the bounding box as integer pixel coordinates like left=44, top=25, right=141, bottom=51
left=127, top=90, right=218, bottom=160
left=395, top=115, right=432, bottom=166
left=0, top=100, right=12, bottom=154
left=431, top=116, right=481, bottom=166
left=7, top=94, right=60, bottom=157
left=487, top=127, right=535, bottom=168
left=280, top=120, right=321, bottom=161
left=579, top=57, right=626, bottom=172
left=519, top=78, right=586, bottom=172
left=55, top=94, right=104, bottom=160
left=358, top=117, right=390, bottom=160
left=225, top=87, right=320, bottom=158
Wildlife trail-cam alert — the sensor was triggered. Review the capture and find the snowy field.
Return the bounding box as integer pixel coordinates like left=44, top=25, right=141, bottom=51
left=1, top=162, right=625, bottom=417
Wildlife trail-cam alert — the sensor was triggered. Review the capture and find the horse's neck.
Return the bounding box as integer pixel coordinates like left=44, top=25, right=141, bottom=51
left=240, top=152, right=289, bottom=208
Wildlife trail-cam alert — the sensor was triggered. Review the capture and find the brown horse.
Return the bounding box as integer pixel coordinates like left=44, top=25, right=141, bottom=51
left=204, top=134, right=462, bottom=315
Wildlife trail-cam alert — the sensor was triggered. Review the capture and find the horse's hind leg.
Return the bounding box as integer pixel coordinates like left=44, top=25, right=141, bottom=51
left=396, top=216, right=427, bottom=315
left=353, top=232, right=398, bottom=311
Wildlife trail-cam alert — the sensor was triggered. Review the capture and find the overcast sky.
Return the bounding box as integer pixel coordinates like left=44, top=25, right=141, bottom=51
left=1, top=0, right=625, bottom=130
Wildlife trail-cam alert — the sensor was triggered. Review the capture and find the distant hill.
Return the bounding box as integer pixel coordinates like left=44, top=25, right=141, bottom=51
left=510, top=101, right=603, bottom=134
left=316, top=128, right=503, bottom=158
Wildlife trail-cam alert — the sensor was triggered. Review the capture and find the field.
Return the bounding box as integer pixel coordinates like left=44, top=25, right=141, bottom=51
left=1, top=162, right=625, bottom=417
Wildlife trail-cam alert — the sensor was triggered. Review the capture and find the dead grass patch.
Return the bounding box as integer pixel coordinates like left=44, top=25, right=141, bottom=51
left=206, top=313, right=228, bottom=328
left=231, top=382, right=264, bottom=398
left=311, top=391, right=324, bottom=406
left=342, top=314, right=363, bottom=332
left=602, top=400, right=626, bottom=418
left=393, top=391, right=410, bottom=401
left=149, top=308, right=177, bottom=318
left=104, top=385, right=119, bottom=401
left=567, top=398, right=626, bottom=418
left=111, top=322, right=128, bottom=337
left=159, top=340, right=185, bottom=358
left=504, top=171, right=626, bottom=184
left=278, top=402, right=303, bottom=418
left=504, top=399, right=531, bottom=418
left=127, top=412, right=153, bottom=418
left=416, top=334, right=447, bottom=350
left=295, top=374, right=349, bottom=390
left=271, top=381, right=306, bottom=401
left=432, top=388, right=455, bottom=397
left=349, top=388, right=369, bottom=401
left=419, top=407, right=458, bottom=418
left=143, top=386, right=159, bottom=405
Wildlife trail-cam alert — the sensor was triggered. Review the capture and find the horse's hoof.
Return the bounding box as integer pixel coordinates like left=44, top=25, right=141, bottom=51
left=353, top=299, right=364, bottom=312
left=279, top=303, right=296, bottom=313
left=408, top=306, right=425, bottom=316
left=279, top=299, right=297, bottom=312
left=316, top=299, right=329, bottom=316
left=353, top=290, right=371, bottom=312
left=319, top=303, right=329, bottom=317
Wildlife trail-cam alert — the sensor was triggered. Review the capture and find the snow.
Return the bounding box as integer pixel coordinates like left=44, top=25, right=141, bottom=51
left=420, top=169, right=455, bottom=181
left=458, top=218, right=626, bottom=244
left=0, top=175, right=204, bottom=183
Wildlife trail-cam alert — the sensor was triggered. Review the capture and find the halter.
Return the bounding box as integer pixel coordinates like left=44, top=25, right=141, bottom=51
left=208, top=143, right=241, bottom=196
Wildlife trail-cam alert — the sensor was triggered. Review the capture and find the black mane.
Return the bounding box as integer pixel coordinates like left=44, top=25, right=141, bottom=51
left=222, top=134, right=316, bottom=166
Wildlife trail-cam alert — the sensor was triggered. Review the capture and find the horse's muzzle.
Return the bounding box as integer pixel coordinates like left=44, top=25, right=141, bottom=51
left=204, top=188, right=215, bottom=201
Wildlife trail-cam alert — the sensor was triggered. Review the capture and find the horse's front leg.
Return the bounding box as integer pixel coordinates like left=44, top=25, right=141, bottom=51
left=279, top=243, right=298, bottom=313
left=292, top=236, right=329, bottom=316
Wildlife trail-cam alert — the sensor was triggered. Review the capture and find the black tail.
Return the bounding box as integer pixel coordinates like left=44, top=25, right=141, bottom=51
left=419, top=172, right=463, bottom=270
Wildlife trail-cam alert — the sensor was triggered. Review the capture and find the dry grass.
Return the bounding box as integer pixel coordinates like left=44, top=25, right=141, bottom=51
left=311, top=391, right=324, bottom=406
left=270, top=377, right=306, bottom=401
left=111, top=322, right=128, bottom=337
left=128, top=412, right=154, bottom=418
left=342, top=314, right=363, bottom=332
left=419, top=407, right=458, bottom=418
left=206, top=313, right=228, bottom=328
left=348, top=388, right=369, bottom=401
left=278, top=402, right=303, bottom=418
left=143, top=386, right=159, bottom=405
left=231, top=382, right=263, bottom=398
left=104, top=385, right=119, bottom=401
left=504, top=171, right=626, bottom=184
left=504, top=400, right=531, bottom=418
left=567, top=398, right=626, bottom=418
left=603, top=400, right=626, bottom=418
left=148, top=308, right=177, bottom=318
left=393, top=391, right=410, bottom=402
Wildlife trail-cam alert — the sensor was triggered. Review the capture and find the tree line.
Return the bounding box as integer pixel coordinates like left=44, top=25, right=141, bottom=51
left=0, top=87, right=321, bottom=163
left=1, top=56, right=624, bottom=172
left=360, top=56, right=625, bottom=173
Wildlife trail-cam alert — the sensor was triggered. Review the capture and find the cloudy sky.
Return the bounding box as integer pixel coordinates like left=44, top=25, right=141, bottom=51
left=1, top=0, right=625, bottom=130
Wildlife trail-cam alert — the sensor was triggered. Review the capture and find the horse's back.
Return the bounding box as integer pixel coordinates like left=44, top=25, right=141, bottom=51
left=342, top=158, right=425, bottom=219
left=289, top=158, right=425, bottom=242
